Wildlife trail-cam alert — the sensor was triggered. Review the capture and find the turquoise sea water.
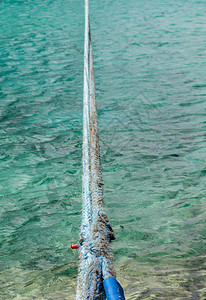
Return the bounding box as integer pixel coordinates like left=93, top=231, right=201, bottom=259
left=0, top=0, right=206, bottom=298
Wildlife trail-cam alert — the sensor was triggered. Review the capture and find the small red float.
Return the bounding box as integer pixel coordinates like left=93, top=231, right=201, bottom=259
left=71, top=243, right=80, bottom=249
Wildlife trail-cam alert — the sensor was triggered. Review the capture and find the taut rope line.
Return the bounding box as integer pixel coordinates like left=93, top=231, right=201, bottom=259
left=72, top=1, right=125, bottom=299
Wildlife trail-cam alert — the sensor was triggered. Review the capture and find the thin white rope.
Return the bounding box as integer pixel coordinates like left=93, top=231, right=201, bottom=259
left=81, top=0, right=92, bottom=236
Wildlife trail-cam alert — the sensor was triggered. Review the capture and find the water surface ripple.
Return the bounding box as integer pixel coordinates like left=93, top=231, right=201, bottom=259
left=0, top=0, right=206, bottom=299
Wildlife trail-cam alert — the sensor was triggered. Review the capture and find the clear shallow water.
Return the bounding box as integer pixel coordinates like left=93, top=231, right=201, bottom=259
left=0, top=0, right=206, bottom=299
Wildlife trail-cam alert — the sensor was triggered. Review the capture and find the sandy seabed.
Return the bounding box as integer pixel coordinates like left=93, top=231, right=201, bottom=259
left=1, top=256, right=206, bottom=299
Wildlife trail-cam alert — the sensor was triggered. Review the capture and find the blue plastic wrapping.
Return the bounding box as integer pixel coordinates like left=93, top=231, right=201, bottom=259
left=103, top=277, right=125, bottom=300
